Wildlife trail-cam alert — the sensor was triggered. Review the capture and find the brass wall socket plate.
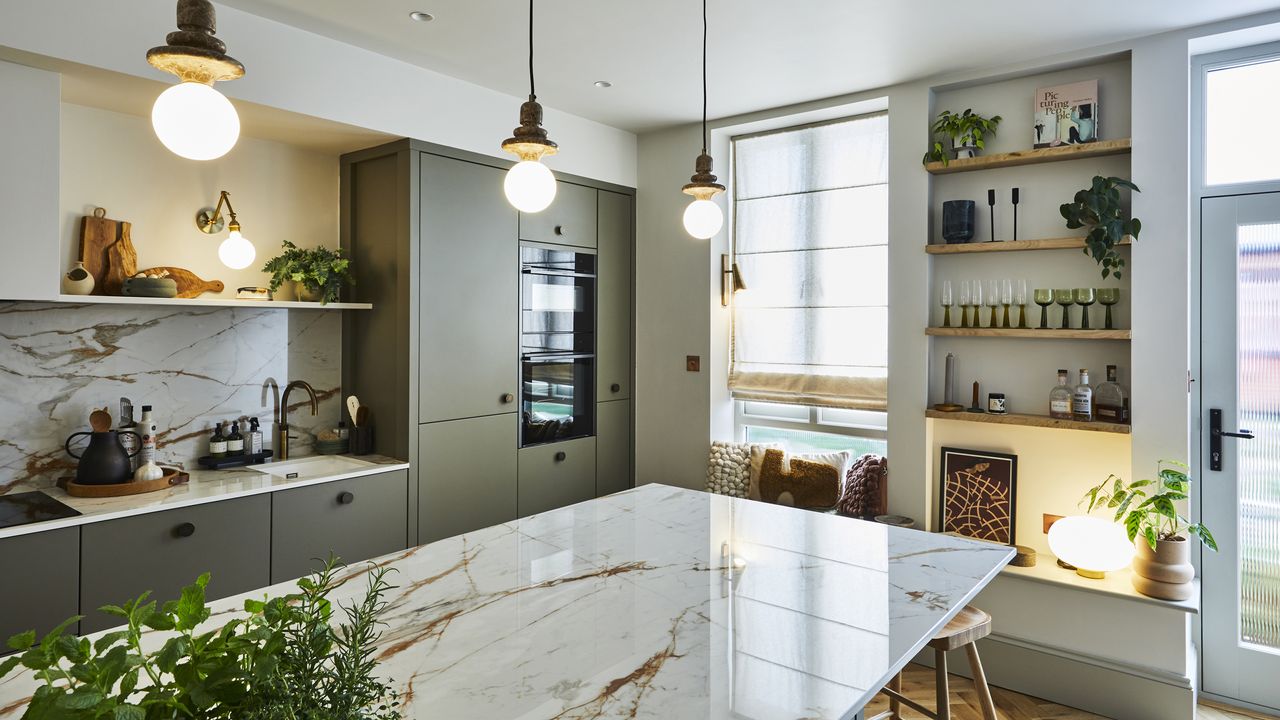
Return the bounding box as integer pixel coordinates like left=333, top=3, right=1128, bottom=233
left=686, top=355, right=701, bottom=372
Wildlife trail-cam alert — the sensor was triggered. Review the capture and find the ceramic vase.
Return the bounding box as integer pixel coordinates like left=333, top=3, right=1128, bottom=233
left=1131, top=537, right=1195, bottom=601
left=61, top=261, right=94, bottom=295
left=953, top=139, right=978, bottom=160
left=942, top=200, right=976, bottom=244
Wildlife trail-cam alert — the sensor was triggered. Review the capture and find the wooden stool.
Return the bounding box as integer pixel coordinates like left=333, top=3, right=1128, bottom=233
left=877, top=605, right=999, bottom=720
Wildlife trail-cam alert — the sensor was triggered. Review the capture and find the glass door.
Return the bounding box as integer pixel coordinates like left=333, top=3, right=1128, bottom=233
left=1201, top=192, right=1280, bottom=712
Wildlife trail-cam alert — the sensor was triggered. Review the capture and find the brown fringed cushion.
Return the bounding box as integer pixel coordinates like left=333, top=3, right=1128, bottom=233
left=757, top=449, right=841, bottom=509
left=837, top=454, right=889, bottom=519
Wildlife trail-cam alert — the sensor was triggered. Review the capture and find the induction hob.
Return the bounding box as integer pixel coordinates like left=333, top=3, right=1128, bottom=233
left=0, top=491, right=81, bottom=530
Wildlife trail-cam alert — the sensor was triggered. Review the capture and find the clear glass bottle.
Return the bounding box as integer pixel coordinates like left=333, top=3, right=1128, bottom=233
left=1049, top=369, right=1073, bottom=419
left=248, top=417, right=263, bottom=455
left=210, top=422, right=228, bottom=458
left=227, top=421, right=245, bottom=456
left=1095, top=364, right=1130, bottom=424
left=1072, top=368, right=1094, bottom=422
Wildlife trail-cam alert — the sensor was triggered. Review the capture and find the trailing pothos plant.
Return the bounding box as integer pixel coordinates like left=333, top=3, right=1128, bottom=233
left=1080, top=460, right=1218, bottom=553
left=0, top=557, right=402, bottom=720
left=262, top=240, right=354, bottom=305
left=922, top=108, right=1003, bottom=166
left=1060, top=175, right=1142, bottom=279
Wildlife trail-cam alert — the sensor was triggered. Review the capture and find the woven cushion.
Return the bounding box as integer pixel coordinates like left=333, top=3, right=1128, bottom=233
left=705, top=441, right=752, bottom=498
left=837, top=454, right=889, bottom=519
left=756, top=448, right=842, bottom=510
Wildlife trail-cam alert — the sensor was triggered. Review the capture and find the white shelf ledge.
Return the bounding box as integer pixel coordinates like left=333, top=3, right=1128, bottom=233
left=52, top=295, right=372, bottom=310
left=1000, top=552, right=1199, bottom=614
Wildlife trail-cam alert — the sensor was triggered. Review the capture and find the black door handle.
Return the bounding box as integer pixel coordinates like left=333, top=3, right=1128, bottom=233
left=1210, top=408, right=1256, bottom=471
left=610, top=383, right=621, bottom=393
left=338, top=491, right=355, bottom=505
left=554, top=451, right=566, bottom=462
left=174, top=522, right=196, bottom=538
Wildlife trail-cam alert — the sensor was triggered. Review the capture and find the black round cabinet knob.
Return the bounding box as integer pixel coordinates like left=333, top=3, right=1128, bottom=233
left=175, top=522, right=196, bottom=538
left=554, top=451, right=567, bottom=462
left=338, top=491, right=355, bottom=505
left=501, top=393, right=515, bottom=404
left=554, top=225, right=566, bottom=236
left=611, top=383, right=621, bottom=393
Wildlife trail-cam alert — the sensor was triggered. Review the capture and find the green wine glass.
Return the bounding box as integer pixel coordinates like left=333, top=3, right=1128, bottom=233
left=1097, top=288, right=1121, bottom=329
left=1054, top=289, right=1075, bottom=329
left=1073, top=288, right=1096, bottom=330
left=1033, top=288, right=1053, bottom=329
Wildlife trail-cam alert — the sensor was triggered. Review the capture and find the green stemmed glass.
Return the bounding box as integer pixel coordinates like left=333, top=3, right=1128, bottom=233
left=958, top=280, right=971, bottom=328
left=1073, top=288, right=1096, bottom=329
left=1054, top=289, right=1075, bottom=329
left=940, top=280, right=954, bottom=328
left=1097, top=288, right=1121, bottom=329
left=1033, top=288, right=1053, bottom=329
left=1015, top=279, right=1029, bottom=328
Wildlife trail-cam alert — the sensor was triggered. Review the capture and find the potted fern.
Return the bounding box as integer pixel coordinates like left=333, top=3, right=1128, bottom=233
left=262, top=240, right=354, bottom=304
left=922, top=109, right=1003, bottom=166
left=1060, top=175, right=1142, bottom=280
left=1081, top=460, right=1216, bottom=601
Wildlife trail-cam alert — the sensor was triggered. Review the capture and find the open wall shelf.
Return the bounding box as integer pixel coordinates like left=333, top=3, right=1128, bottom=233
left=926, top=327, right=1130, bottom=340
left=925, top=408, right=1131, bottom=434
left=924, top=138, right=1131, bottom=175
left=52, top=295, right=372, bottom=310
left=926, top=236, right=1133, bottom=255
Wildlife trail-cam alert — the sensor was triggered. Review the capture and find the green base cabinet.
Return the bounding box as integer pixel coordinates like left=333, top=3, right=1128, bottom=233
left=270, top=470, right=409, bottom=583
left=596, top=399, right=632, bottom=497
left=517, top=437, right=596, bottom=517
left=418, top=415, right=517, bottom=544
left=0, top=527, right=79, bottom=647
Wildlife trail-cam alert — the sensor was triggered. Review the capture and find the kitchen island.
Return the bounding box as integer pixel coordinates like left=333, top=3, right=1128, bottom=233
left=0, top=484, right=1012, bottom=719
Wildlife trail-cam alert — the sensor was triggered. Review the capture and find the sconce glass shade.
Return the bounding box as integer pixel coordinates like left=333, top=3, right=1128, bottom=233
left=152, top=82, right=240, bottom=161
left=683, top=198, right=724, bottom=239
left=504, top=160, right=557, bottom=213
left=218, top=229, right=255, bottom=270
left=1048, top=515, right=1135, bottom=579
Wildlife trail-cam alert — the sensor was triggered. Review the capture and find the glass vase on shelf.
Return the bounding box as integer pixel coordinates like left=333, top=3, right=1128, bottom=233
left=940, top=280, right=954, bottom=328
left=1054, top=288, right=1075, bottom=329
left=1034, top=288, right=1053, bottom=329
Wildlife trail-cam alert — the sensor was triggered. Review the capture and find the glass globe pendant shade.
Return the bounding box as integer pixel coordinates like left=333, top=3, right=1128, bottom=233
left=1047, top=515, right=1135, bottom=579
left=683, top=198, right=724, bottom=239
left=152, top=82, right=241, bottom=161
left=218, top=230, right=256, bottom=270
left=504, top=160, right=557, bottom=213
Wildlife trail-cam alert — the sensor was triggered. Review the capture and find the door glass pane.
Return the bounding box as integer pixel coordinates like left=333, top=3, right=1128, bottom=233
left=1238, top=222, right=1280, bottom=651
left=1206, top=59, right=1280, bottom=185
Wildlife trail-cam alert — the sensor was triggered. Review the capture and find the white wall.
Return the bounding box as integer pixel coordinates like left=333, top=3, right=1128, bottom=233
left=60, top=103, right=338, bottom=296
left=0, top=0, right=636, bottom=188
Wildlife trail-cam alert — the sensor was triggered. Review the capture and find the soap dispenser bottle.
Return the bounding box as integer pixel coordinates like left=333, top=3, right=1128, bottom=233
left=248, top=417, right=263, bottom=456
left=210, top=422, right=227, bottom=458
left=227, top=421, right=245, bottom=456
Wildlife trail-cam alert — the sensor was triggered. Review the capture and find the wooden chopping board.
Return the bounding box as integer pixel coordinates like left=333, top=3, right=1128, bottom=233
left=134, top=267, right=225, bottom=298
left=79, top=208, right=131, bottom=296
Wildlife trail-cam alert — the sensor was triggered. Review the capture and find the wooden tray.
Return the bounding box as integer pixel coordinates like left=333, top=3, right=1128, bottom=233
left=58, top=468, right=190, bottom=498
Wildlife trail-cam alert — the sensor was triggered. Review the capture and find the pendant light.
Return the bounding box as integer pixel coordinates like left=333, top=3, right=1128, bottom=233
left=682, top=0, right=725, bottom=240
left=501, top=0, right=558, bottom=213
left=147, top=0, right=244, bottom=161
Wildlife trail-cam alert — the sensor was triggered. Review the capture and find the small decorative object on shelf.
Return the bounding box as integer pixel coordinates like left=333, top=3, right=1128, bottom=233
left=61, top=261, right=95, bottom=295
left=922, top=109, right=1003, bottom=166
left=1011, top=545, right=1037, bottom=567
left=1097, top=287, right=1122, bottom=329
left=1095, top=364, right=1130, bottom=423
left=940, top=446, right=1018, bottom=544
left=262, top=240, right=355, bottom=305
left=1049, top=369, right=1073, bottom=420
left=935, top=352, right=965, bottom=412
left=1015, top=279, right=1029, bottom=328
left=1034, top=288, right=1053, bottom=328
left=968, top=381, right=984, bottom=413
left=1080, top=460, right=1217, bottom=600
left=1072, top=368, right=1094, bottom=422
left=987, top=392, right=1007, bottom=414
left=942, top=200, right=976, bottom=244
left=986, top=188, right=997, bottom=242
left=1034, top=80, right=1099, bottom=148
left=1054, top=288, right=1075, bottom=329
left=940, top=280, right=954, bottom=327
left=1011, top=187, right=1021, bottom=241
left=1074, top=287, right=1097, bottom=329
left=1061, top=175, right=1142, bottom=279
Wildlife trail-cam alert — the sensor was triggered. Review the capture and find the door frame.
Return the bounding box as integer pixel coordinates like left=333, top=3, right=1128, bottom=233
left=1192, top=40, right=1280, bottom=713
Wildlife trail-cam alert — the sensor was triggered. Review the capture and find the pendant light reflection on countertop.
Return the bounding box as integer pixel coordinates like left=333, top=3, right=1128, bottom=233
left=501, top=0, right=558, bottom=213
left=681, top=0, right=725, bottom=240
left=146, top=0, right=244, bottom=161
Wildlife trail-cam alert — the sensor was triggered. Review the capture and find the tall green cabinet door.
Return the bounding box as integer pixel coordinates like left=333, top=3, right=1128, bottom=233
left=518, top=181, right=598, bottom=249
left=419, top=153, right=519, bottom=423
left=596, top=399, right=632, bottom=497
left=418, top=414, right=517, bottom=544
left=597, top=190, right=633, bottom=400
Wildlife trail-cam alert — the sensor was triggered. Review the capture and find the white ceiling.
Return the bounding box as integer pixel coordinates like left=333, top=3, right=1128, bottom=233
left=218, top=0, right=1280, bottom=133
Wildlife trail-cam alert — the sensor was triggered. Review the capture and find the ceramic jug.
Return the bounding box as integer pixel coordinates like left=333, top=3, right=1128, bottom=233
left=65, top=430, right=141, bottom=485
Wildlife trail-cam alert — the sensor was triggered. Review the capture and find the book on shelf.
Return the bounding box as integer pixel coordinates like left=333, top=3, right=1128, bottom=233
left=1034, top=80, right=1099, bottom=149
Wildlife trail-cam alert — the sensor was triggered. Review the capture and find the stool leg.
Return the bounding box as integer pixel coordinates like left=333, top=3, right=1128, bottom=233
left=935, top=648, right=950, bottom=720
left=888, top=670, right=902, bottom=718
left=965, top=642, right=999, bottom=720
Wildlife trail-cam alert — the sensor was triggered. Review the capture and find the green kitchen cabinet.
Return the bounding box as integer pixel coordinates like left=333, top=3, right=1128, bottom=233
left=597, top=190, right=633, bottom=401
left=419, top=415, right=518, bottom=543
left=517, top=437, right=596, bottom=517
left=595, top=399, right=632, bottom=497
left=518, top=180, right=598, bottom=249
left=0, top=527, right=79, bottom=647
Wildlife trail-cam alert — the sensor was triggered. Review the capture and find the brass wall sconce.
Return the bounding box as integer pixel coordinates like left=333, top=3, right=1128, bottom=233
left=721, top=253, right=746, bottom=307
left=197, top=190, right=255, bottom=269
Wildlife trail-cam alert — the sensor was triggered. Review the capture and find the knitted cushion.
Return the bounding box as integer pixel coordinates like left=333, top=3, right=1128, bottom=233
left=757, top=448, right=841, bottom=510
left=837, top=454, right=889, bottom=519
left=705, top=441, right=752, bottom=498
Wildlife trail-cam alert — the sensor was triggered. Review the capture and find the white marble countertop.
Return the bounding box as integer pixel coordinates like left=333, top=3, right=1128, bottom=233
left=0, top=484, right=1013, bottom=719
left=0, top=454, right=409, bottom=541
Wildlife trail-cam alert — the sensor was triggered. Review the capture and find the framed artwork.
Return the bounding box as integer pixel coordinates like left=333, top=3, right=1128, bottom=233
left=939, top=447, right=1018, bottom=545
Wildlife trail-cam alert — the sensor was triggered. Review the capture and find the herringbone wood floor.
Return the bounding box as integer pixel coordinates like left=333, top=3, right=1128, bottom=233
left=862, top=663, right=1279, bottom=720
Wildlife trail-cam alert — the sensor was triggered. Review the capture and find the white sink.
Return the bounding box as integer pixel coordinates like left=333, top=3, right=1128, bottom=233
left=251, top=455, right=377, bottom=480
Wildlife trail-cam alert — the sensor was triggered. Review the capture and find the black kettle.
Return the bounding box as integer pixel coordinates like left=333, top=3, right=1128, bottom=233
left=65, top=430, right=141, bottom=485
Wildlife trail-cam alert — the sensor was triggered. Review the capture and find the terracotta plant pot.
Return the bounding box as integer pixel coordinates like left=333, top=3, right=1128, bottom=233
left=1131, top=537, right=1195, bottom=601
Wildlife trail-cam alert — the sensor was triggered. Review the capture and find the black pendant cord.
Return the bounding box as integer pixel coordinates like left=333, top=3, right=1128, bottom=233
left=701, top=0, right=708, bottom=154
left=528, top=0, right=536, bottom=101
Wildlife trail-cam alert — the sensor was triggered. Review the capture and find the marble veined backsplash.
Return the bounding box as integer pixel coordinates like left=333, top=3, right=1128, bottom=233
left=0, top=302, right=341, bottom=494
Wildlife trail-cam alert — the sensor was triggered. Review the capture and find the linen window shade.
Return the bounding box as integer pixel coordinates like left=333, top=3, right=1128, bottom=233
left=729, top=113, right=889, bottom=411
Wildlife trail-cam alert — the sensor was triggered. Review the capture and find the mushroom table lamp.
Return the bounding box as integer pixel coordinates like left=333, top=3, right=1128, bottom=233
left=1047, top=515, right=1135, bottom=579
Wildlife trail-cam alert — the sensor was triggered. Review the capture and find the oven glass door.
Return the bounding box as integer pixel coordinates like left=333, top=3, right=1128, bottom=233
left=522, top=355, right=594, bottom=446
left=521, top=247, right=595, bottom=357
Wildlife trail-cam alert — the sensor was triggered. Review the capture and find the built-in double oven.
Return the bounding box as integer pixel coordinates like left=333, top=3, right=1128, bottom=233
left=520, top=245, right=596, bottom=447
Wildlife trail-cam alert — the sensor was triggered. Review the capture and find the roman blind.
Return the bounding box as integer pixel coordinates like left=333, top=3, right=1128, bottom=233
left=729, top=112, right=889, bottom=411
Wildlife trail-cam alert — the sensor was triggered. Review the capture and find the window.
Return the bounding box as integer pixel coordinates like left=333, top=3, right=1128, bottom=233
left=729, top=113, right=889, bottom=452
left=1205, top=56, right=1280, bottom=186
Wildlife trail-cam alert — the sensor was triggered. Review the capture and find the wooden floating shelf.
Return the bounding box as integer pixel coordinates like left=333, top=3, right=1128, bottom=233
left=926, top=236, right=1133, bottom=255
left=53, top=295, right=372, bottom=310
left=926, top=409, right=1131, bottom=435
left=926, top=327, right=1131, bottom=340
left=924, top=138, right=1132, bottom=175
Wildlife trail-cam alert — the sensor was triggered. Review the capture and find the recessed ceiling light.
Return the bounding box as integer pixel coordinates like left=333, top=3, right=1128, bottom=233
left=409, top=11, right=434, bottom=22
left=594, top=80, right=613, bottom=88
